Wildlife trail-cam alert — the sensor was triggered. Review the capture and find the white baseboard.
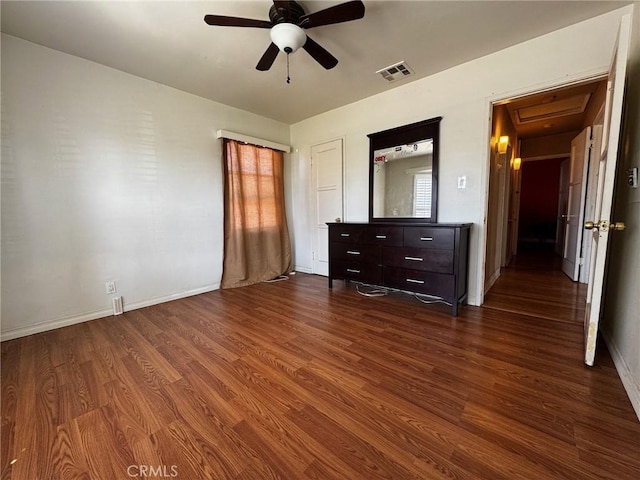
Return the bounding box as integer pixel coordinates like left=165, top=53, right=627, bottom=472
left=601, top=329, right=640, bottom=421
left=0, top=283, right=220, bottom=342
left=123, top=283, right=220, bottom=312
left=0, top=307, right=113, bottom=342
left=293, top=265, right=313, bottom=274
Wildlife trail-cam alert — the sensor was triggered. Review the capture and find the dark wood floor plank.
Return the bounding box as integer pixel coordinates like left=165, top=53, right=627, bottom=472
left=576, top=440, right=640, bottom=480
left=102, top=378, right=162, bottom=442
left=289, top=365, right=472, bottom=480
left=286, top=404, right=421, bottom=480
left=161, top=378, right=276, bottom=479
left=143, top=423, right=200, bottom=480
left=7, top=337, right=50, bottom=480
left=228, top=389, right=317, bottom=473
left=163, top=420, right=240, bottom=480
left=233, top=419, right=305, bottom=480
left=74, top=408, right=135, bottom=480
left=51, top=420, right=90, bottom=480
left=458, top=402, right=606, bottom=480
left=106, top=317, right=183, bottom=385
left=1, top=267, right=639, bottom=479
left=463, top=381, right=577, bottom=444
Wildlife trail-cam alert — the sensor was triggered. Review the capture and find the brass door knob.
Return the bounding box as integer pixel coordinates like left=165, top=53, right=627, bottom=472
left=611, top=222, right=626, bottom=231
left=584, top=220, right=625, bottom=232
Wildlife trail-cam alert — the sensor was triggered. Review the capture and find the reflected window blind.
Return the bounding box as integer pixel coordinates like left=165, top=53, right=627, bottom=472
left=413, top=172, right=432, bottom=217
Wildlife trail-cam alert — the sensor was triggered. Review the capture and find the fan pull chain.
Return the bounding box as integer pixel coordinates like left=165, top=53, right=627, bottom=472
left=286, top=53, right=291, bottom=84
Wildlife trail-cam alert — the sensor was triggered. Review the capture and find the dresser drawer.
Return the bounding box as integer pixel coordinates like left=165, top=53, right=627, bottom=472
left=331, top=261, right=382, bottom=284
left=383, top=247, right=454, bottom=274
left=362, top=226, right=403, bottom=246
left=331, top=243, right=381, bottom=263
left=329, top=225, right=363, bottom=244
left=383, top=268, right=454, bottom=299
left=403, top=227, right=455, bottom=250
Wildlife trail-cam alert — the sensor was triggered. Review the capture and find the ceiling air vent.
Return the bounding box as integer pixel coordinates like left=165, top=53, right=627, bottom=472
left=376, top=61, right=414, bottom=82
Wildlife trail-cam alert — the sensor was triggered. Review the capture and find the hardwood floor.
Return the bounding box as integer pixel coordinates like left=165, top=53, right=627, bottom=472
left=483, top=250, right=588, bottom=324
left=2, top=272, right=639, bottom=479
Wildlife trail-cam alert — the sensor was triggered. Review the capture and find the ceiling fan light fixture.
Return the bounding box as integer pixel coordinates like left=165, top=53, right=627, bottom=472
left=270, top=23, right=306, bottom=54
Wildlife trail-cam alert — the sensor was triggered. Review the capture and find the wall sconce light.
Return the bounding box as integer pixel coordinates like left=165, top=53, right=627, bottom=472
left=497, top=136, right=509, bottom=154
left=512, top=157, right=522, bottom=171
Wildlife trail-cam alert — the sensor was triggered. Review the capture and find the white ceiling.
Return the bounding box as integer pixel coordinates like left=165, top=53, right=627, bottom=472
left=1, top=1, right=630, bottom=124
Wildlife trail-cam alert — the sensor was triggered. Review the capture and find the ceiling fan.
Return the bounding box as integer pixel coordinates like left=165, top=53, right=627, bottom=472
left=204, top=1, right=365, bottom=72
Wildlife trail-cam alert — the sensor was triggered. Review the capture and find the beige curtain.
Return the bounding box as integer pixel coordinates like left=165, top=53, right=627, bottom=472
left=221, top=139, right=292, bottom=289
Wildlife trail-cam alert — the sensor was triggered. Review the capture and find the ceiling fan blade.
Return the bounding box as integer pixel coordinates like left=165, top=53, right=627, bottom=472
left=302, top=36, right=338, bottom=70
left=204, top=14, right=272, bottom=28
left=299, top=0, right=365, bottom=28
left=256, top=43, right=280, bottom=71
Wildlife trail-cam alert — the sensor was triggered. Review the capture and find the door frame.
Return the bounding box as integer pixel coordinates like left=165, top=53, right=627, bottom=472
left=479, top=73, right=608, bottom=305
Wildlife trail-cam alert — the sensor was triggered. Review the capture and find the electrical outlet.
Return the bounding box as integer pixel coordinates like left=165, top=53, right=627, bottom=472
left=105, top=281, right=116, bottom=295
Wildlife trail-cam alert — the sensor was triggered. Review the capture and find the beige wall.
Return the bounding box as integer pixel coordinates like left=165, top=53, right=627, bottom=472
left=0, top=34, right=290, bottom=340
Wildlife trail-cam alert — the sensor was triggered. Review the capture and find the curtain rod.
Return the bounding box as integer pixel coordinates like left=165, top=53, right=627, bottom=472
left=216, top=130, right=291, bottom=153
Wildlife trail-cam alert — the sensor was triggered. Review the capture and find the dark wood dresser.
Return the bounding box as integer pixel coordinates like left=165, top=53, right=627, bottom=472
left=327, top=222, right=471, bottom=316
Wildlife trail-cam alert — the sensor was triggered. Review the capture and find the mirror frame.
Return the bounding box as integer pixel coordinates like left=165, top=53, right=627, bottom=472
left=368, top=116, right=441, bottom=223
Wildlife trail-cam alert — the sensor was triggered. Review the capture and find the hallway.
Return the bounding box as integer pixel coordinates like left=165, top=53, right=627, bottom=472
left=483, top=250, right=588, bottom=325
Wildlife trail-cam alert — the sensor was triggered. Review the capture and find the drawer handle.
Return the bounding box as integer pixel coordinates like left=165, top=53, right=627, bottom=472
left=404, top=256, right=424, bottom=262
left=346, top=269, right=361, bottom=274
left=346, top=250, right=361, bottom=255
left=375, top=235, right=387, bottom=239
left=406, top=278, right=425, bottom=284
left=340, top=233, right=350, bottom=237
left=420, top=237, right=433, bottom=241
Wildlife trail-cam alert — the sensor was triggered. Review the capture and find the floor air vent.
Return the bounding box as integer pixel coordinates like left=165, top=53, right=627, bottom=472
left=376, top=61, right=414, bottom=82
left=113, top=296, right=124, bottom=315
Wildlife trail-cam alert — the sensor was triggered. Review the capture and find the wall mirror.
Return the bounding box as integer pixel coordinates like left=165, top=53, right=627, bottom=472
left=368, top=116, right=441, bottom=223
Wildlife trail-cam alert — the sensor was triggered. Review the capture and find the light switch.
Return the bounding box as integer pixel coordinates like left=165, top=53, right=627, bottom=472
left=628, top=167, right=638, bottom=188
left=457, top=176, right=467, bottom=189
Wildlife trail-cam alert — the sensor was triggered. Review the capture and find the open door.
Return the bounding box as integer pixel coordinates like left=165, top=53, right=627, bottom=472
left=311, top=138, right=344, bottom=276
left=562, top=127, right=591, bottom=281
left=583, top=15, right=630, bottom=366
left=555, top=159, right=570, bottom=257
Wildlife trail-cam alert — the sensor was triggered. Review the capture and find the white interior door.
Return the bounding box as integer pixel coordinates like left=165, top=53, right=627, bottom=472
left=311, top=139, right=343, bottom=276
left=562, top=127, right=591, bottom=281
left=580, top=106, right=605, bottom=284
left=583, top=15, right=630, bottom=366
left=555, top=159, right=570, bottom=256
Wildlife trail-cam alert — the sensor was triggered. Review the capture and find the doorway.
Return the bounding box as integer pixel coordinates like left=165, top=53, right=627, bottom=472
left=484, top=78, right=607, bottom=320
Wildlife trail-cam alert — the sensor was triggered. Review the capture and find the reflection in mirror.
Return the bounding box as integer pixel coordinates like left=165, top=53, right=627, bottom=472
left=372, top=139, right=433, bottom=218
left=368, top=116, right=440, bottom=223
